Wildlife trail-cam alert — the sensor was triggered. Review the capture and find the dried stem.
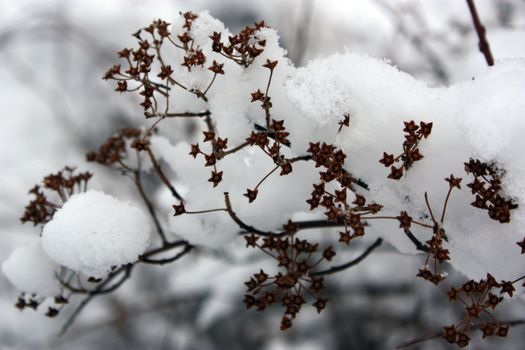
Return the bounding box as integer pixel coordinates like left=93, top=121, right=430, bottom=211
left=144, top=111, right=211, bottom=119
left=224, top=192, right=273, bottom=236
left=146, top=149, right=184, bottom=201
left=403, top=228, right=429, bottom=253
left=466, top=0, right=495, bottom=66
left=310, top=238, right=383, bottom=276
left=133, top=170, right=167, bottom=244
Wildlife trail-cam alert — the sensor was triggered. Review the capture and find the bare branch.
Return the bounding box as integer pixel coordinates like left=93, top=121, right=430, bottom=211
left=310, top=238, right=383, bottom=276
left=466, top=0, right=495, bottom=66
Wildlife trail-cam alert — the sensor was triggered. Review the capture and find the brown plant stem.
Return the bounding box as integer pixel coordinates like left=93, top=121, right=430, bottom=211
left=466, top=0, right=495, bottom=66
left=144, top=110, right=211, bottom=119
left=146, top=148, right=184, bottom=201
left=224, top=192, right=273, bottom=236
left=133, top=170, right=167, bottom=244
left=310, top=238, right=383, bottom=276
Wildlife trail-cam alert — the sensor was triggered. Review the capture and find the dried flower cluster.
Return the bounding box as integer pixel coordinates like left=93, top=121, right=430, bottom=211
left=464, top=158, right=518, bottom=223
left=306, top=142, right=382, bottom=244
left=243, top=222, right=332, bottom=330
left=379, top=120, right=432, bottom=179
left=20, top=167, right=92, bottom=226
left=15, top=293, right=68, bottom=319
left=443, top=274, right=519, bottom=347
left=209, top=21, right=268, bottom=67
left=86, top=128, right=144, bottom=167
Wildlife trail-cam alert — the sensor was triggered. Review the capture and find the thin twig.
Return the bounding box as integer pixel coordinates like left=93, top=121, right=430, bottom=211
left=424, top=192, right=437, bottom=224
left=146, top=149, right=184, bottom=201
left=224, top=192, right=273, bottom=236
left=58, top=265, right=132, bottom=337
left=310, top=238, right=383, bottom=276
left=144, top=110, right=211, bottom=119
left=403, top=228, right=429, bottom=253
left=466, top=0, right=495, bottom=66
left=133, top=171, right=167, bottom=244
left=440, top=187, right=453, bottom=223
left=140, top=244, right=193, bottom=265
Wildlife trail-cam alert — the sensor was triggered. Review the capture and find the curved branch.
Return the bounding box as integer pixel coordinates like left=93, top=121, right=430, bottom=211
left=310, top=238, right=383, bottom=276
left=140, top=244, right=193, bottom=265
left=224, top=192, right=275, bottom=236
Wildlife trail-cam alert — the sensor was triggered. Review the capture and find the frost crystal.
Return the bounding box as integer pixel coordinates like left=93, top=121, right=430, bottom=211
left=41, top=190, right=151, bottom=278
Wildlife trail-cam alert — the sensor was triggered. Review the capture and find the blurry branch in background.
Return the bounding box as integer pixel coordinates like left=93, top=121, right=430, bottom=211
left=0, top=5, right=126, bottom=149
left=466, top=0, right=495, bottom=66
left=291, top=0, right=314, bottom=66
left=374, top=0, right=450, bottom=85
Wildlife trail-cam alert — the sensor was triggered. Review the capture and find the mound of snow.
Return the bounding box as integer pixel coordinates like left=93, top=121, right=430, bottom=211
left=42, top=190, right=151, bottom=278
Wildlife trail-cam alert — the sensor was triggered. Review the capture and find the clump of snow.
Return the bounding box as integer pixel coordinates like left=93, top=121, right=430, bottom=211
left=2, top=240, right=60, bottom=297
left=41, top=190, right=151, bottom=278
left=285, top=52, right=525, bottom=281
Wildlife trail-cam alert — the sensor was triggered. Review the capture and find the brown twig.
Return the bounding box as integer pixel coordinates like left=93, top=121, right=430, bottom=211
left=144, top=111, right=211, bottom=119
left=224, top=192, right=274, bottom=236
left=466, top=0, right=495, bottom=66
left=140, top=243, right=193, bottom=265
left=58, top=265, right=133, bottom=337
left=133, top=170, right=167, bottom=244
left=146, top=149, right=184, bottom=201
left=310, top=238, right=383, bottom=276
left=403, top=228, right=429, bottom=253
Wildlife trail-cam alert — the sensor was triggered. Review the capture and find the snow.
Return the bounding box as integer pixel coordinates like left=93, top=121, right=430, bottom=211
left=2, top=240, right=60, bottom=297
left=285, top=52, right=525, bottom=280
left=148, top=17, right=525, bottom=282
left=1, top=3, right=525, bottom=347
left=41, top=190, right=152, bottom=278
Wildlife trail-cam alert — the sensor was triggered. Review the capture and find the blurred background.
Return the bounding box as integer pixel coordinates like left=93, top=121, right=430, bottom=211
left=1, top=0, right=525, bottom=349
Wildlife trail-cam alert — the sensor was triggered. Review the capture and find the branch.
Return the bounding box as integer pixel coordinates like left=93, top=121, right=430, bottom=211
left=140, top=243, right=193, bottom=265
left=309, top=238, right=383, bottom=276
left=224, top=192, right=274, bottom=236
left=59, top=240, right=192, bottom=335
left=58, top=265, right=133, bottom=337
left=144, top=110, right=211, bottom=119
left=403, top=228, right=429, bottom=253
left=133, top=170, right=167, bottom=244
left=466, top=0, right=494, bottom=66
left=146, top=148, right=184, bottom=201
